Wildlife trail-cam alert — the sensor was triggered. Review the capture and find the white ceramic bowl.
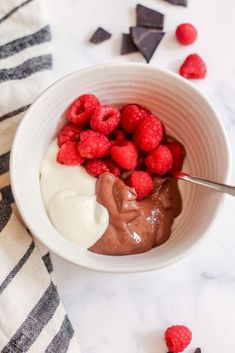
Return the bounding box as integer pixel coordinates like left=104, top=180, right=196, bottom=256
left=10, top=63, right=231, bottom=272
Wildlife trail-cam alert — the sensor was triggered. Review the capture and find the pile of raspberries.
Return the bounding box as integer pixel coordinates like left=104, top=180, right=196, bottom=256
left=57, top=93, right=185, bottom=200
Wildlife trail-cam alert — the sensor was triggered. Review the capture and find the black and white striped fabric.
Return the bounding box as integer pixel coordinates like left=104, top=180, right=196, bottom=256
left=0, top=1, right=80, bottom=352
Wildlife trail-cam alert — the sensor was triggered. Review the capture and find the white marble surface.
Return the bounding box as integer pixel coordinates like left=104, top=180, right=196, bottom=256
left=46, top=0, right=235, bottom=352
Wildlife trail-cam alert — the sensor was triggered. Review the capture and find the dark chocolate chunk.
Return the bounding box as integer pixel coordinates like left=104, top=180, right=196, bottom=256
left=121, top=33, right=139, bottom=55
left=90, top=27, right=112, bottom=44
left=194, top=349, right=202, bottom=353
left=163, top=0, right=187, bottom=6
left=136, top=4, right=164, bottom=30
left=131, top=26, right=165, bottom=63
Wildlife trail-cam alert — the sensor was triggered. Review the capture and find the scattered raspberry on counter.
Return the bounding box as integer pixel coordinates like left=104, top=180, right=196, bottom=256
left=67, top=94, right=100, bottom=125
left=164, top=325, right=192, bottom=353
left=126, top=171, right=154, bottom=200
left=179, top=54, right=207, bottom=79
left=176, top=23, right=197, bottom=45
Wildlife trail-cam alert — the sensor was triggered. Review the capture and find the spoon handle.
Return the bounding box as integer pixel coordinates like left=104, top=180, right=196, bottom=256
left=176, top=173, right=235, bottom=197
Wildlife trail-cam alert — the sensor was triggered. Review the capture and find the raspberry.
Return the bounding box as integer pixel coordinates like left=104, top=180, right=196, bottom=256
left=67, top=94, right=100, bottom=125
left=166, top=141, right=186, bottom=171
left=85, top=159, right=109, bottom=177
left=164, top=325, right=192, bottom=353
left=176, top=23, right=197, bottom=45
left=90, top=105, right=121, bottom=135
left=78, top=134, right=111, bottom=159
left=80, top=129, right=102, bottom=142
left=145, top=145, right=173, bottom=175
left=110, top=129, right=126, bottom=146
left=57, top=141, right=84, bottom=166
left=57, top=124, right=84, bottom=147
left=133, top=114, right=163, bottom=152
left=121, top=104, right=150, bottom=133
left=111, top=141, right=138, bottom=170
left=179, top=54, right=207, bottom=79
left=126, top=171, right=154, bottom=200
left=104, top=158, right=121, bottom=177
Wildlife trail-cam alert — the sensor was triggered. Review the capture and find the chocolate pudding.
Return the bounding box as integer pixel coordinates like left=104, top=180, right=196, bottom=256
left=89, top=173, right=182, bottom=255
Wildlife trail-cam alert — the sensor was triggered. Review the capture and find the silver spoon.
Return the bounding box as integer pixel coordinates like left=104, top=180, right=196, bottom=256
left=171, top=171, right=235, bottom=197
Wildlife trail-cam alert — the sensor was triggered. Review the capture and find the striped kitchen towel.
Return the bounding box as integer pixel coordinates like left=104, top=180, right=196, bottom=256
left=0, top=0, right=80, bottom=352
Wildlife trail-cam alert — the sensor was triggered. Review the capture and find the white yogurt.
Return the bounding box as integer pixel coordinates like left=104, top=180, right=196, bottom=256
left=40, top=140, right=109, bottom=249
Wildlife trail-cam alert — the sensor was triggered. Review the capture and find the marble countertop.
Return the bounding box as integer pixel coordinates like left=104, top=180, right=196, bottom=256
left=46, top=0, right=235, bottom=352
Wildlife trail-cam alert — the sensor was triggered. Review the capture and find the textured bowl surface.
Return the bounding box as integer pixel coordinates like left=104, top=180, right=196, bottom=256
left=10, top=63, right=231, bottom=272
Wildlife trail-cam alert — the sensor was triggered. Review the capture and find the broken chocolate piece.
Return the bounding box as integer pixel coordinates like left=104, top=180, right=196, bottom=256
left=194, top=349, right=201, bottom=353
left=163, top=0, right=187, bottom=6
left=136, top=4, right=164, bottom=30
left=131, top=26, right=165, bottom=63
left=121, top=33, right=139, bottom=55
left=90, top=27, right=112, bottom=44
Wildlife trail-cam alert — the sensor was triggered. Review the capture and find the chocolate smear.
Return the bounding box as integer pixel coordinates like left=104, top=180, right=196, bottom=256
left=89, top=173, right=182, bottom=256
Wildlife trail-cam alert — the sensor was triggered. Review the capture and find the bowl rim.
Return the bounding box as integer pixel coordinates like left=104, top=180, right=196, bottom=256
left=10, top=63, right=232, bottom=273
